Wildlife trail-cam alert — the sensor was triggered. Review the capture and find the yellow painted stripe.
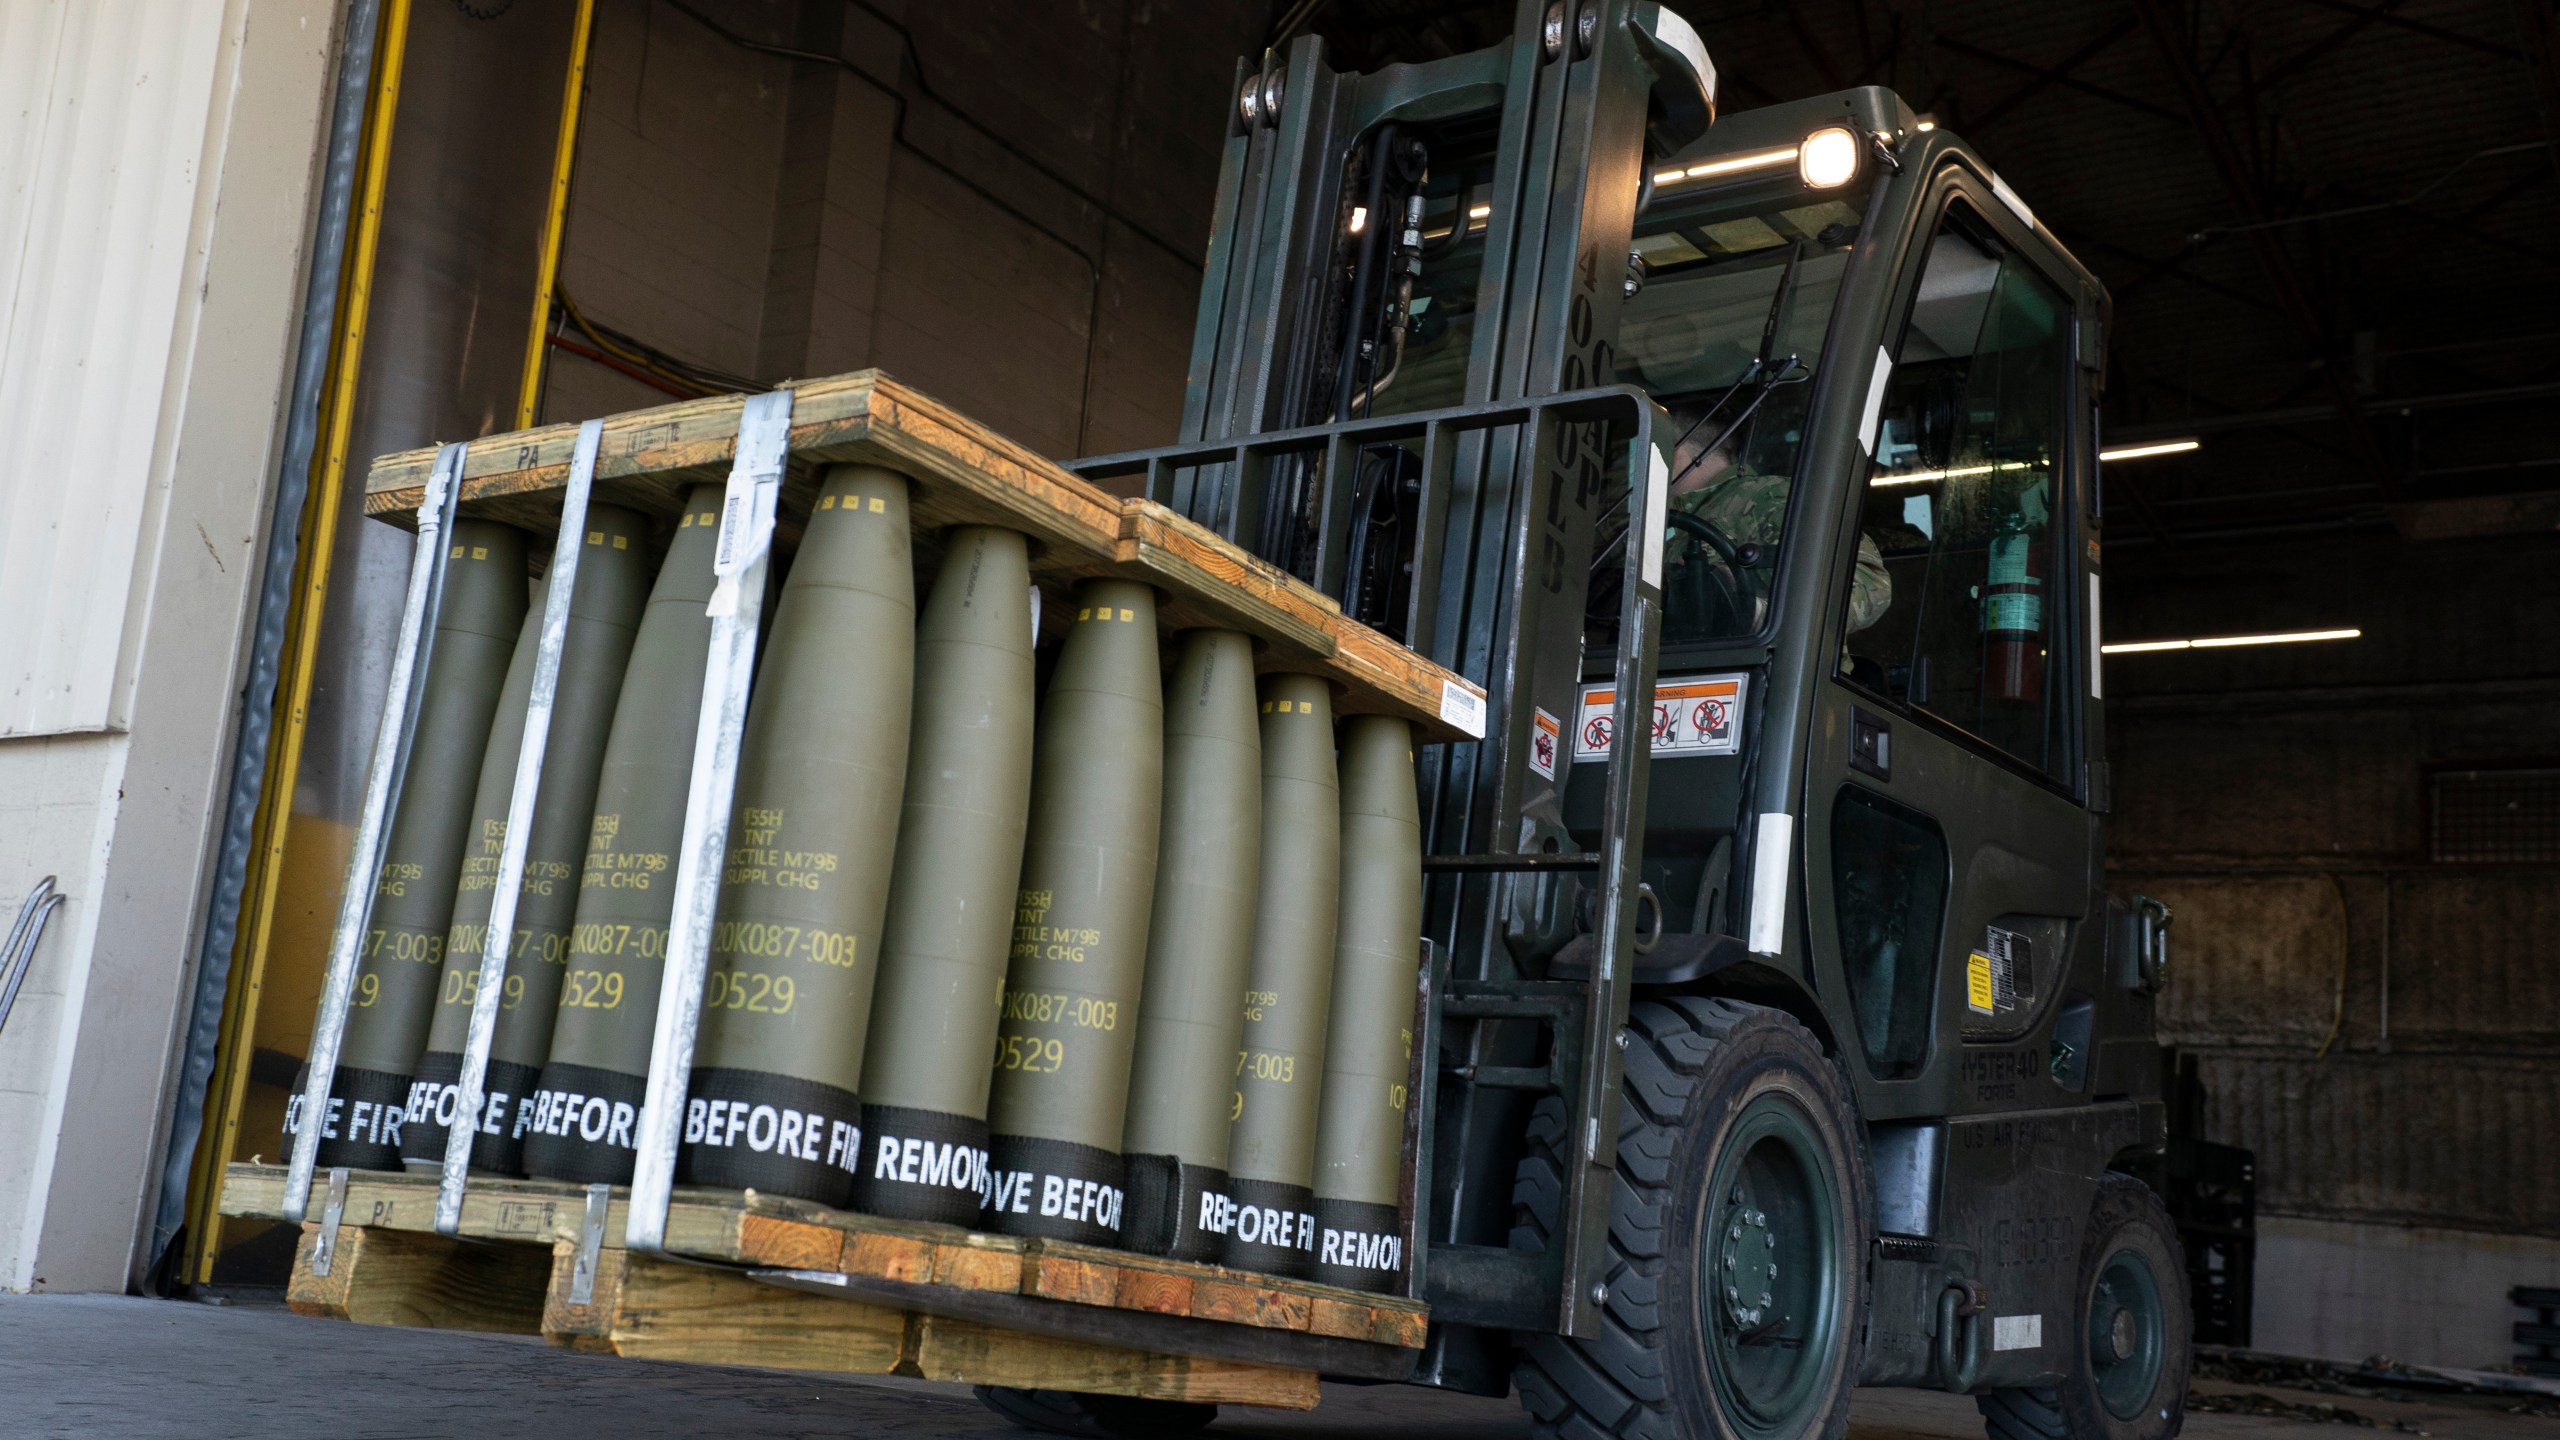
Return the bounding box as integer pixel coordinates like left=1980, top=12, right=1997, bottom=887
left=513, top=0, right=598, bottom=430
left=191, top=0, right=419, bottom=1287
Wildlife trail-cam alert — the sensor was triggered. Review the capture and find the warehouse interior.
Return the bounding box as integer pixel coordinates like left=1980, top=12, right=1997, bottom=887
left=1, top=0, right=2555, bottom=1433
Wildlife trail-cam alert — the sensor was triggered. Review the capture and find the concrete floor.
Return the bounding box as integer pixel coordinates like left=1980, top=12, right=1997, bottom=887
left=5, top=1292, right=2547, bottom=1440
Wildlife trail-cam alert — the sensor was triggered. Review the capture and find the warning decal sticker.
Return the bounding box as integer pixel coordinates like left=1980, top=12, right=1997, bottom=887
left=1966, top=952, right=1996, bottom=1014
left=1572, top=673, right=1748, bottom=763
left=1530, top=708, right=1561, bottom=781
left=1981, top=924, right=2024, bottom=1014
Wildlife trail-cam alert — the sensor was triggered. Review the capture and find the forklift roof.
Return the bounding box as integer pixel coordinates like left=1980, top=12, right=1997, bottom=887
left=1658, top=85, right=2103, bottom=305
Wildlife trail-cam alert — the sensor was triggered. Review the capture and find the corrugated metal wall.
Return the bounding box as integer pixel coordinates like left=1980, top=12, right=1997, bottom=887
left=2109, top=530, right=2560, bottom=1239
left=0, top=0, right=229, bottom=736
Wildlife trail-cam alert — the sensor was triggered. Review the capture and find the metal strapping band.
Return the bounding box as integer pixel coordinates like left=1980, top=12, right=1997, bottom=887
left=283, top=442, right=466, bottom=1223
left=625, top=388, right=795, bottom=1254
left=569, top=1181, right=611, bottom=1304
left=310, top=1167, right=351, bottom=1277
left=434, top=419, right=605, bottom=1237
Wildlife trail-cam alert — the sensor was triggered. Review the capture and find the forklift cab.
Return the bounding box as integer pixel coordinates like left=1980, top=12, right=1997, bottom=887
left=1543, top=85, right=2171, bottom=1416
left=1563, top=87, right=2126, bottom=1120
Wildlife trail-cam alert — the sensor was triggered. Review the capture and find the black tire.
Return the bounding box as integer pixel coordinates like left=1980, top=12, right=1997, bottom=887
left=971, top=1386, right=1216, bottom=1439
left=1976, top=1174, right=2190, bottom=1440
left=1511, top=997, right=1872, bottom=1440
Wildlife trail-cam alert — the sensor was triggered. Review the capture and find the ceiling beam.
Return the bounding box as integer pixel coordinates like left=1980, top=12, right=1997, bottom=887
left=1964, top=15, right=2141, bottom=131
left=2132, top=0, right=2400, bottom=495
left=2285, top=0, right=2523, bottom=61
left=1934, top=33, right=2188, bottom=125
left=2074, top=233, right=2285, bottom=315
left=2108, top=377, right=2560, bottom=440
left=2257, top=0, right=2409, bottom=89
left=2305, top=177, right=2560, bottom=268
left=2510, top=0, right=2560, bottom=193
left=1787, top=5, right=1850, bottom=92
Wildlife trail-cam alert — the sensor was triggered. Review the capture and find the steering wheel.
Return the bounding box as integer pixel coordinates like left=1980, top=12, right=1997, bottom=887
left=1662, top=508, right=1752, bottom=636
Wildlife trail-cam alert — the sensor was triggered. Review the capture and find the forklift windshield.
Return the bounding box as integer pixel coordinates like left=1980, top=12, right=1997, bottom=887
left=1610, top=179, right=1869, bottom=646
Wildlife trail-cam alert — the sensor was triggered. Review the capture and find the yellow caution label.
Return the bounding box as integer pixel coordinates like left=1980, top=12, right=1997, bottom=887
left=1966, top=951, right=1996, bottom=1013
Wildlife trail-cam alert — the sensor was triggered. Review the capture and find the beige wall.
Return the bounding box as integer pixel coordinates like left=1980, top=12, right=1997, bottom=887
left=0, top=0, right=335, bottom=1290
left=537, top=0, right=1258, bottom=459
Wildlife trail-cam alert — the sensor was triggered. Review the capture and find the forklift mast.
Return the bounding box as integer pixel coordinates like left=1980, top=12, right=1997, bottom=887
left=1081, top=0, right=1711, bottom=1352
left=1080, top=0, right=1720, bottom=1342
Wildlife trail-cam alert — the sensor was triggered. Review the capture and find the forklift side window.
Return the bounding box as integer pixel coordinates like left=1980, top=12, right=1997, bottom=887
left=1839, top=204, right=2076, bottom=783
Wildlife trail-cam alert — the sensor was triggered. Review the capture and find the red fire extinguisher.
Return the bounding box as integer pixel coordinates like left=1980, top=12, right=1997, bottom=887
left=1984, top=515, right=2044, bottom=702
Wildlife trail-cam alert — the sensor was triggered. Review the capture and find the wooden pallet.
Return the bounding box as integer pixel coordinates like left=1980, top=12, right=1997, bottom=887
left=360, top=371, right=1484, bottom=744
left=223, top=1162, right=1423, bottom=1408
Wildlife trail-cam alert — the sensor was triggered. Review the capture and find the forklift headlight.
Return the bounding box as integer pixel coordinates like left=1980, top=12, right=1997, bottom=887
left=1798, top=126, right=1861, bottom=189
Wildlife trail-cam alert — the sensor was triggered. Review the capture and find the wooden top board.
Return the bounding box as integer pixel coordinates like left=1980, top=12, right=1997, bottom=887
left=221, top=1162, right=1426, bottom=1351
left=361, top=371, right=1485, bottom=744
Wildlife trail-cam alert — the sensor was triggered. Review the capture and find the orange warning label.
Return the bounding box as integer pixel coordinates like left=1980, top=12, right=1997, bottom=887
left=1573, top=673, right=1748, bottom=762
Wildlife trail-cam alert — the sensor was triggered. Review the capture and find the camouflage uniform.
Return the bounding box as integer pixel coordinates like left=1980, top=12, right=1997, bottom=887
left=1668, top=467, right=1893, bottom=632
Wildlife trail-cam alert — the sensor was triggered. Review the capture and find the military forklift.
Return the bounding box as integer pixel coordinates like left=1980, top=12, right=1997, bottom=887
left=1049, top=3, right=2187, bottom=1438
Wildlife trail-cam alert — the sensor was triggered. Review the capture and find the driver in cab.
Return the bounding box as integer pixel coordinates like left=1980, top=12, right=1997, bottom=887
left=1664, top=419, right=1892, bottom=634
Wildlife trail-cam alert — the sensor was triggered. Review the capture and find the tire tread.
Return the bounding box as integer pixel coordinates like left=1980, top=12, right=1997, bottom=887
left=1510, top=998, right=1865, bottom=1440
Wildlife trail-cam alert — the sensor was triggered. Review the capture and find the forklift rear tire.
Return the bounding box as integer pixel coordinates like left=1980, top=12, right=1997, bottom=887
left=1511, top=997, right=1870, bottom=1440
left=971, top=1386, right=1216, bottom=1438
left=1975, top=1175, right=2189, bottom=1440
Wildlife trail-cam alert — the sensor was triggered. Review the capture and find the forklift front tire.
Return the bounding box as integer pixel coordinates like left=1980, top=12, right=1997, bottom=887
left=1976, top=1174, right=2190, bottom=1440
left=1512, top=997, right=1871, bottom=1440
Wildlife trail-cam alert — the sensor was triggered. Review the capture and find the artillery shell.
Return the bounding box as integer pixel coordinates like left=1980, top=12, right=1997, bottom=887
left=854, top=526, right=1037, bottom=1224
left=679, top=465, right=914, bottom=1207
left=290, top=519, right=528, bottom=1170
left=984, top=579, right=1163, bottom=1246
left=1311, top=716, right=1421, bottom=1292
left=1220, top=674, right=1341, bottom=1277
left=522, top=485, right=723, bottom=1184
left=403, top=503, right=651, bottom=1174
left=1119, top=630, right=1261, bottom=1259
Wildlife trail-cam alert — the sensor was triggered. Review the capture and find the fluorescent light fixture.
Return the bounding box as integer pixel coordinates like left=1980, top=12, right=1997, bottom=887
left=2101, top=627, right=2360, bottom=655
left=1468, top=203, right=1492, bottom=219
left=1653, top=168, right=1686, bottom=185
left=1798, top=126, right=1861, bottom=188
left=2100, top=439, right=2200, bottom=462
left=1349, top=205, right=1368, bottom=234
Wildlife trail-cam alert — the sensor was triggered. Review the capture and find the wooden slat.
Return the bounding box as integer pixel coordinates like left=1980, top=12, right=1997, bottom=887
left=224, top=1161, right=1427, bottom=1350
left=907, top=1312, right=1318, bottom=1410
left=288, top=1223, right=548, bottom=1334
left=1114, top=501, right=1337, bottom=659
left=554, top=1247, right=909, bottom=1374
left=362, top=373, right=1126, bottom=566
left=1025, top=1251, right=1119, bottom=1308
left=547, top=1249, right=1316, bottom=1408
left=351, top=371, right=1483, bottom=743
